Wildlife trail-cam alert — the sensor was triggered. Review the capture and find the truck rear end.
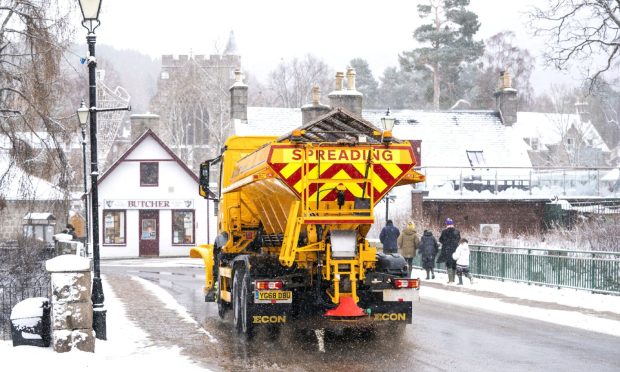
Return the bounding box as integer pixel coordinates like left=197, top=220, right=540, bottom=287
left=191, top=108, right=425, bottom=338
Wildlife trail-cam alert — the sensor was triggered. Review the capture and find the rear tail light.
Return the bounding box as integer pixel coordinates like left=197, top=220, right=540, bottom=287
left=393, top=278, right=419, bottom=289
left=254, top=280, right=284, bottom=290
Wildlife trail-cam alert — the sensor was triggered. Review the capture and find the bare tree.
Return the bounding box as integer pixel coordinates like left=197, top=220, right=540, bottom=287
left=0, top=0, right=76, bottom=199
left=150, top=57, right=233, bottom=169
left=268, top=54, right=333, bottom=108
left=529, top=0, right=620, bottom=91
left=542, top=84, right=604, bottom=166
left=483, top=31, right=536, bottom=109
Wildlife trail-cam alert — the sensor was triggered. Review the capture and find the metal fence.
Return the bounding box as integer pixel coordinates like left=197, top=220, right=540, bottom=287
left=417, top=166, right=620, bottom=198
left=414, top=245, right=620, bottom=295
left=0, top=247, right=56, bottom=340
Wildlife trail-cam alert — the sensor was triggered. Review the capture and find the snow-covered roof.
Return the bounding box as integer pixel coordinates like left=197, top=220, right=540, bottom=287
left=512, top=112, right=609, bottom=152
left=368, top=109, right=532, bottom=169
left=235, top=107, right=302, bottom=136
left=0, top=154, right=65, bottom=200
left=237, top=107, right=532, bottom=170
left=23, top=212, right=56, bottom=221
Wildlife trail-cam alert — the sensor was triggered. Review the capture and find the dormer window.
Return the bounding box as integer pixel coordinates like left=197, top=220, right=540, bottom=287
left=530, top=138, right=540, bottom=152
left=140, top=162, right=159, bottom=187
left=466, top=150, right=486, bottom=167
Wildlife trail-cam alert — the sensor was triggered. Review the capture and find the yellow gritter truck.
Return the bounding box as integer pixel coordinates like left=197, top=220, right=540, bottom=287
left=190, top=108, right=425, bottom=338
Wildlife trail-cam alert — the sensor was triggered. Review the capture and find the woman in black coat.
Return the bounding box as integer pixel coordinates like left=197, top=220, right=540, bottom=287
left=419, top=230, right=439, bottom=279
left=438, top=218, right=461, bottom=284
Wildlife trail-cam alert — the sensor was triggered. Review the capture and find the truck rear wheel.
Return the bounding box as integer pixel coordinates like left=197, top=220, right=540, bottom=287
left=232, top=268, right=243, bottom=332
left=240, top=270, right=254, bottom=338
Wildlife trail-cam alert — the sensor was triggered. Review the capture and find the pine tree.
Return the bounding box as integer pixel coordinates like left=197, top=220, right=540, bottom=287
left=399, top=0, right=484, bottom=110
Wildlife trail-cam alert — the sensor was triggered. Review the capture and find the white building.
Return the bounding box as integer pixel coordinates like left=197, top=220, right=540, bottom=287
left=97, top=129, right=214, bottom=257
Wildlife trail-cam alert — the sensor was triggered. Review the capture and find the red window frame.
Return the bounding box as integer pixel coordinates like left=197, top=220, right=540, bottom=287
left=102, top=209, right=127, bottom=245
left=140, top=162, right=159, bottom=187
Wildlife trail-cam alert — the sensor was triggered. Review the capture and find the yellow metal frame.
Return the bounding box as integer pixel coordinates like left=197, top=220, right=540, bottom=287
left=189, top=244, right=214, bottom=292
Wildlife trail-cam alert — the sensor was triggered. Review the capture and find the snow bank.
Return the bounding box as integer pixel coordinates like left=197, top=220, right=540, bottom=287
left=0, top=275, right=210, bottom=371
left=10, top=297, right=48, bottom=320
left=46, top=255, right=90, bottom=272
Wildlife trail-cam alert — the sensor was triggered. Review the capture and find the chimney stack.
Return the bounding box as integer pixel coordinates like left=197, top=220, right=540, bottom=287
left=494, top=70, right=518, bottom=126
left=229, top=69, right=248, bottom=123
left=328, top=68, right=363, bottom=116
left=301, top=85, right=331, bottom=124
left=130, top=113, right=161, bottom=142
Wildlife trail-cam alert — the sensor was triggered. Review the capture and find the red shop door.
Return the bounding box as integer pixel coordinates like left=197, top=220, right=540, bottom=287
left=139, top=210, right=159, bottom=256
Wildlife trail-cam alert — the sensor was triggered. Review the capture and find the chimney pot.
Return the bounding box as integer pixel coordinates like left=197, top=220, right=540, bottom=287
left=311, top=85, right=320, bottom=105
left=501, top=71, right=512, bottom=89
left=335, top=72, right=344, bottom=91
left=346, top=68, right=356, bottom=91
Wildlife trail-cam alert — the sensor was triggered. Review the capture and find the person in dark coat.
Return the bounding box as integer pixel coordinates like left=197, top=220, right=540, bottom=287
left=379, top=219, right=400, bottom=254
left=419, top=230, right=439, bottom=280
left=62, top=223, right=78, bottom=240
left=437, top=218, right=461, bottom=284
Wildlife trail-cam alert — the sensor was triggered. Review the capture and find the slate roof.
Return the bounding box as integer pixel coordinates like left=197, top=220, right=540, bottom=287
left=238, top=107, right=532, bottom=170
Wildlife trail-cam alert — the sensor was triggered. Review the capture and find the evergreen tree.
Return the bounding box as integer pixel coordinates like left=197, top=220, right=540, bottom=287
left=377, top=67, right=429, bottom=110
left=349, top=58, right=379, bottom=109
left=400, top=0, right=484, bottom=110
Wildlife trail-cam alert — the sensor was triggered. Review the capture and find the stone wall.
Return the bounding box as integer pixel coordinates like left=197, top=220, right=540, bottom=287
left=0, top=200, right=67, bottom=242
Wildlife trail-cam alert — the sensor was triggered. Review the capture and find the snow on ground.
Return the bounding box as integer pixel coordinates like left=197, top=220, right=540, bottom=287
left=0, top=274, right=209, bottom=372
left=2, top=258, right=618, bottom=369
left=414, top=268, right=620, bottom=337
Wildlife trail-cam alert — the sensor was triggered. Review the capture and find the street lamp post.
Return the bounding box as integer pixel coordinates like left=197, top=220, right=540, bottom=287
left=77, top=101, right=90, bottom=257
left=384, top=192, right=396, bottom=225
left=78, top=0, right=131, bottom=341
left=381, top=108, right=396, bottom=224
left=78, top=0, right=105, bottom=340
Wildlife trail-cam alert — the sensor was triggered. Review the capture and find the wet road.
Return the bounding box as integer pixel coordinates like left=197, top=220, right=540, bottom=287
left=104, top=262, right=620, bottom=372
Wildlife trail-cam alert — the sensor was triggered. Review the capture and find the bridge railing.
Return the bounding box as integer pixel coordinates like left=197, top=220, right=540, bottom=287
left=413, top=245, right=620, bottom=295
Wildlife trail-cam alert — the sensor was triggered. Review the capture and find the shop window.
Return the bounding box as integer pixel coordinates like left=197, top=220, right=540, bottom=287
left=172, top=210, right=194, bottom=245
left=103, top=210, right=126, bottom=245
left=140, top=162, right=159, bottom=186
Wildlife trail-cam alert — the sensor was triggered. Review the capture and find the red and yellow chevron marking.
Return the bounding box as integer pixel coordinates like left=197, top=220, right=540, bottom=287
left=267, top=145, right=415, bottom=204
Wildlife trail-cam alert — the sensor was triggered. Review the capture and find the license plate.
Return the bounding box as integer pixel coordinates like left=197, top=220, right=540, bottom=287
left=383, top=288, right=418, bottom=302
left=254, top=290, right=292, bottom=303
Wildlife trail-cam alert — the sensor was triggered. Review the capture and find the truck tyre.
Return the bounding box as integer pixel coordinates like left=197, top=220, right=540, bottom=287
left=232, top=268, right=243, bottom=332
left=240, top=270, right=254, bottom=338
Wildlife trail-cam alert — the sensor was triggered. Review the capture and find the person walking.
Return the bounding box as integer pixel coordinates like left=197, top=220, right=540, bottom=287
left=397, top=221, right=419, bottom=276
left=437, top=218, right=461, bottom=284
left=452, top=238, right=474, bottom=285
left=419, top=229, right=439, bottom=280
left=379, top=219, right=400, bottom=254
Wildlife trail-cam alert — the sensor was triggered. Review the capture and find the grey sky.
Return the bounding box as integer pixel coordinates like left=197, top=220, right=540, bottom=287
left=89, top=0, right=577, bottom=94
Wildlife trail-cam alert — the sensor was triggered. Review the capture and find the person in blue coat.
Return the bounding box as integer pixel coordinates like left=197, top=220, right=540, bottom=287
left=380, top=219, right=400, bottom=254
